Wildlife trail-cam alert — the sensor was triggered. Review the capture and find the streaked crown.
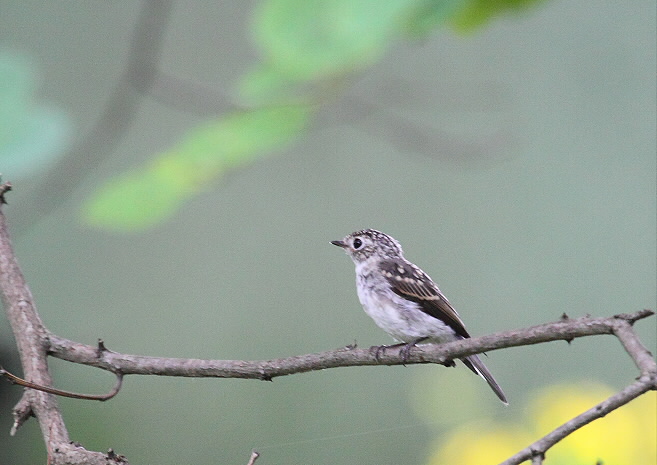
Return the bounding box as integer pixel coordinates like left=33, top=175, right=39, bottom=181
left=331, top=229, right=404, bottom=262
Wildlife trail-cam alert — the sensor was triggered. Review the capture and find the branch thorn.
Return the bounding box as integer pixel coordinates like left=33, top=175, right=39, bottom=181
left=0, top=182, right=12, bottom=204
left=97, top=338, right=108, bottom=358
left=246, top=450, right=260, bottom=465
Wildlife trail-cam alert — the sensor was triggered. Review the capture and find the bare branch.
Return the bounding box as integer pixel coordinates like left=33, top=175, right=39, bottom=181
left=0, top=181, right=130, bottom=465
left=45, top=311, right=653, bottom=381
left=613, top=317, right=656, bottom=372
left=499, top=320, right=657, bottom=465
left=0, top=189, right=69, bottom=447
left=499, top=379, right=655, bottom=465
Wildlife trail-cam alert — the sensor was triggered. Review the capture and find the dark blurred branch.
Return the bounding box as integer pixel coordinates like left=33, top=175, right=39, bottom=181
left=1, top=182, right=655, bottom=465
left=13, top=0, right=173, bottom=237
left=147, top=72, right=232, bottom=116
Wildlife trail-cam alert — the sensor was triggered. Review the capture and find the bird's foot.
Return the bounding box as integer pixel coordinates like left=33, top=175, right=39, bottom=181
left=399, top=337, right=429, bottom=365
left=371, top=344, right=391, bottom=361
left=399, top=343, right=414, bottom=365
left=371, top=338, right=428, bottom=364
left=371, top=342, right=406, bottom=361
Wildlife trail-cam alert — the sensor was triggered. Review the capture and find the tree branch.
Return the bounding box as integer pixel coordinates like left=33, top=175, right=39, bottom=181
left=0, top=185, right=117, bottom=464
left=44, top=311, right=653, bottom=381
left=499, top=319, right=657, bottom=465
left=1, top=181, right=654, bottom=464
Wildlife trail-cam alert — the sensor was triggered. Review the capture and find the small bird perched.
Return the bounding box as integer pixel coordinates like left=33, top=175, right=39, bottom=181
left=331, top=229, right=508, bottom=405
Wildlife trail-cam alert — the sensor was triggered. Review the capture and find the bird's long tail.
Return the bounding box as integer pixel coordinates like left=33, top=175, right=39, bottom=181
left=461, top=354, right=508, bottom=405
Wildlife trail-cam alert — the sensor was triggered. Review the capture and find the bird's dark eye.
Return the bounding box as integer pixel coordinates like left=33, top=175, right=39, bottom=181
left=353, top=238, right=363, bottom=249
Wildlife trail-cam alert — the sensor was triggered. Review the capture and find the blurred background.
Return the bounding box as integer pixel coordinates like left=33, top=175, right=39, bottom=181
left=1, top=1, right=655, bottom=464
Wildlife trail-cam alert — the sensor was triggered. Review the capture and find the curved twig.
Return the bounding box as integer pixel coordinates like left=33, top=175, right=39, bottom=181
left=0, top=367, right=123, bottom=401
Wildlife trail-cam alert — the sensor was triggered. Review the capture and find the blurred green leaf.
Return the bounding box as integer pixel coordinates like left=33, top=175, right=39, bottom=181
left=83, top=105, right=311, bottom=231
left=238, top=65, right=305, bottom=106
left=252, top=0, right=420, bottom=80
left=449, top=0, right=547, bottom=32
left=81, top=162, right=190, bottom=231
left=179, top=105, right=312, bottom=167
left=242, top=1, right=471, bottom=103
left=0, top=51, right=70, bottom=178
left=403, top=0, right=465, bottom=37
left=84, top=0, right=548, bottom=231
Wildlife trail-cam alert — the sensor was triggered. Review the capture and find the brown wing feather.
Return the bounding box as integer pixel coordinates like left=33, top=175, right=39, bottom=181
left=379, top=259, right=471, bottom=339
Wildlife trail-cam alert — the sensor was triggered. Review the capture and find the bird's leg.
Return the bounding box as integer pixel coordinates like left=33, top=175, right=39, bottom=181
left=399, top=337, right=428, bottom=364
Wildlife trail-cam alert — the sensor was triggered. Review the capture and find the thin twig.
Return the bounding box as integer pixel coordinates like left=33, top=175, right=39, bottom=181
left=0, top=367, right=123, bottom=401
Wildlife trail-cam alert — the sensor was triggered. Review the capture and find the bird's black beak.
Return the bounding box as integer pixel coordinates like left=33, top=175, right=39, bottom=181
left=330, top=240, right=347, bottom=248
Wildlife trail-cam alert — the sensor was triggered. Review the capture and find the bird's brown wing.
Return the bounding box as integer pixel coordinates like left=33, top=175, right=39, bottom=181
left=379, top=259, right=470, bottom=339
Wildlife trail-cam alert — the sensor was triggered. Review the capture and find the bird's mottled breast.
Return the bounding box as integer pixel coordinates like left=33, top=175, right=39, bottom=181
left=353, top=257, right=458, bottom=343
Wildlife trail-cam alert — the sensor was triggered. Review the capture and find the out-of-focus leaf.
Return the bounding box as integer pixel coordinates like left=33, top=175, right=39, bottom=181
left=0, top=51, right=70, bottom=178
left=403, top=0, right=465, bottom=37
left=449, top=0, right=547, bottom=32
left=83, top=105, right=311, bottom=231
left=179, top=105, right=312, bottom=167
left=84, top=0, right=548, bottom=232
left=81, top=160, right=191, bottom=231
left=252, top=0, right=419, bottom=80
left=238, top=65, right=302, bottom=106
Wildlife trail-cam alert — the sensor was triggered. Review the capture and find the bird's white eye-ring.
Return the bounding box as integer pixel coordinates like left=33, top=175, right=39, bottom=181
left=352, top=238, right=363, bottom=249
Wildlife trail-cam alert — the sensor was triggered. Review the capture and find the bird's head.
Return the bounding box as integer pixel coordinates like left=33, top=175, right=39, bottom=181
left=331, top=229, right=403, bottom=264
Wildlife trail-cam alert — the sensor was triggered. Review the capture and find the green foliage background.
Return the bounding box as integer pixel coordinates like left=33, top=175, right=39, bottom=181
left=80, top=0, right=545, bottom=232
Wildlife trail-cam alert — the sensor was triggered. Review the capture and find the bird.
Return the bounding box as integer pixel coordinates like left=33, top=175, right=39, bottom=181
left=331, top=228, right=508, bottom=404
